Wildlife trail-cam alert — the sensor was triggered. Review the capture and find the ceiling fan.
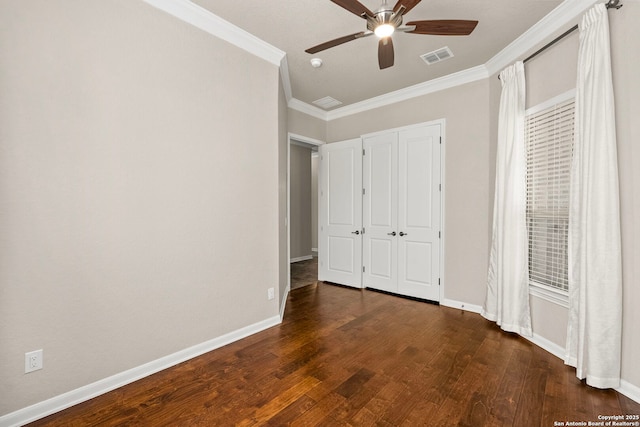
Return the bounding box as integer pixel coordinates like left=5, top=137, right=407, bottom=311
left=305, top=0, right=478, bottom=69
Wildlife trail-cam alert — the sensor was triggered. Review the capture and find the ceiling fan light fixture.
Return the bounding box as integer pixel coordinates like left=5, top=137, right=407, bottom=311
left=304, top=0, right=478, bottom=71
left=374, top=23, right=395, bottom=38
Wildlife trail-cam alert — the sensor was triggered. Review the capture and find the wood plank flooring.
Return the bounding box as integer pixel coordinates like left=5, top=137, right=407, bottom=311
left=29, top=282, right=640, bottom=426
left=290, top=257, right=318, bottom=290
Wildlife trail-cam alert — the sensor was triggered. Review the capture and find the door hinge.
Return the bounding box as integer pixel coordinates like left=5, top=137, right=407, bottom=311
left=363, top=188, right=366, bottom=195
left=363, top=266, right=365, bottom=273
left=439, top=137, right=442, bottom=144
left=438, top=278, right=441, bottom=285
left=363, top=148, right=365, bottom=156
left=439, top=183, right=441, bottom=191
left=439, top=231, right=441, bottom=238
left=362, top=227, right=365, bottom=234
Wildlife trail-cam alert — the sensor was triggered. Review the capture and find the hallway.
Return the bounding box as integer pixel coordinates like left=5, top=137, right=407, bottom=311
left=290, top=257, right=318, bottom=290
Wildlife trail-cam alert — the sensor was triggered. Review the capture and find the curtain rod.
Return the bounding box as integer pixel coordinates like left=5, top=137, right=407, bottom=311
left=497, top=0, right=622, bottom=79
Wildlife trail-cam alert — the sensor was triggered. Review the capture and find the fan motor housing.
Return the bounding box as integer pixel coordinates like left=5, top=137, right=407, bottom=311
left=367, top=8, right=403, bottom=32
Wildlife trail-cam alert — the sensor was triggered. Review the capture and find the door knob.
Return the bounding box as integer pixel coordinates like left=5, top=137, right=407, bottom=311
left=399, top=231, right=407, bottom=236
left=351, top=230, right=360, bottom=235
left=387, top=231, right=396, bottom=236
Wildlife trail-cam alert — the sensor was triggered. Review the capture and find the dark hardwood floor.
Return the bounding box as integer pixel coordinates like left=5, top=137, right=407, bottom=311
left=290, top=257, right=318, bottom=290
left=29, top=282, right=640, bottom=426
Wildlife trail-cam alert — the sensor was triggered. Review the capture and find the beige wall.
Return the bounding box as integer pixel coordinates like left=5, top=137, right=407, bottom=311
left=487, top=3, right=640, bottom=390
left=288, top=108, right=327, bottom=142
left=3, top=1, right=637, bottom=420
left=525, top=32, right=579, bottom=109
left=0, top=0, right=280, bottom=415
left=289, top=144, right=312, bottom=260
left=327, top=80, right=491, bottom=306
left=278, top=81, right=289, bottom=307
left=610, top=3, right=640, bottom=389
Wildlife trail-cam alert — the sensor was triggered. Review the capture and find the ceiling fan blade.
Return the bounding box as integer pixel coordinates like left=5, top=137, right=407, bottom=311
left=378, top=38, right=395, bottom=69
left=393, top=0, right=422, bottom=15
left=305, top=32, right=368, bottom=54
left=405, top=20, right=479, bottom=36
left=330, top=0, right=374, bottom=18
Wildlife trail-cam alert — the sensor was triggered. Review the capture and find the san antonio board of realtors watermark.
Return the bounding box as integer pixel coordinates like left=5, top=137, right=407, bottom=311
left=554, top=414, right=640, bottom=426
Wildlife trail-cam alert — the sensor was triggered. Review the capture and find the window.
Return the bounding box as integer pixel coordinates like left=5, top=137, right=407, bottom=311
left=525, top=91, right=575, bottom=302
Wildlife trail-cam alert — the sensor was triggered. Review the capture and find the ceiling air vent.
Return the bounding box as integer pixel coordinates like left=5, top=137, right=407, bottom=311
left=420, top=46, right=454, bottom=65
left=312, top=96, right=342, bottom=110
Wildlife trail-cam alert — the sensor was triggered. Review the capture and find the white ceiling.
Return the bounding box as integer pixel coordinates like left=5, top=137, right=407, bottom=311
left=191, top=0, right=564, bottom=110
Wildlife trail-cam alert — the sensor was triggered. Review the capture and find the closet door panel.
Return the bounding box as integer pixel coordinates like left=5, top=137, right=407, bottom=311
left=362, top=133, right=398, bottom=292
left=318, top=138, right=363, bottom=288
left=397, top=125, right=441, bottom=301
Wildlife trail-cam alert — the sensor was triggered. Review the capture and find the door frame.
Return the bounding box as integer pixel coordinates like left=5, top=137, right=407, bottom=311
left=287, top=132, right=325, bottom=295
left=361, top=119, right=446, bottom=302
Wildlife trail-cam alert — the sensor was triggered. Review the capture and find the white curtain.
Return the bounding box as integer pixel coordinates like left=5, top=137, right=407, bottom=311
left=482, top=61, right=532, bottom=337
left=565, top=4, right=622, bottom=389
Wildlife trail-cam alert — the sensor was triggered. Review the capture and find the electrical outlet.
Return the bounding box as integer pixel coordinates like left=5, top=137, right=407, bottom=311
left=25, top=349, right=43, bottom=373
left=267, top=287, right=275, bottom=300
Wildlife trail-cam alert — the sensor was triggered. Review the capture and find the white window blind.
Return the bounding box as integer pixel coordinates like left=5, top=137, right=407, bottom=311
left=525, top=96, right=575, bottom=294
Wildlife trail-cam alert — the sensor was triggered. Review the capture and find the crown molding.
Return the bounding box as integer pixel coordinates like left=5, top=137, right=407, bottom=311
left=485, top=0, right=597, bottom=76
left=288, top=98, right=329, bottom=121
left=279, top=55, right=293, bottom=102
left=143, top=0, right=597, bottom=122
left=142, top=0, right=285, bottom=66
left=288, top=64, right=488, bottom=122
left=325, top=65, right=489, bottom=121
left=289, top=0, right=598, bottom=121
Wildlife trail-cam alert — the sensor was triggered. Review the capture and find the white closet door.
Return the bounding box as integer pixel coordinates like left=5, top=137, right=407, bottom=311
left=318, top=139, right=363, bottom=288
left=362, top=132, right=398, bottom=293
left=397, top=125, right=441, bottom=301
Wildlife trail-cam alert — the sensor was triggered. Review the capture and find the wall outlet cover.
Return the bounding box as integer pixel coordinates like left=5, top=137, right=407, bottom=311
left=25, top=349, right=43, bottom=373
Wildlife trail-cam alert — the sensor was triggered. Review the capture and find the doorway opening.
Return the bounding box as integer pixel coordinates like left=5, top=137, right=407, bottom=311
left=287, top=133, right=323, bottom=292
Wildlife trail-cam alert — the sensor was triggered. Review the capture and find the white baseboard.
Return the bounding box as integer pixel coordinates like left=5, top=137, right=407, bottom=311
left=525, top=334, right=640, bottom=403
left=311, top=248, right=318, bottom=255
left=441, top=298, right=640, bottom=405
left=618, top=380, right=640, bottom=404
left=0, top=315, right=281, bottom=427
left=440, top=298, right=483, bottom=314
left=290, top=255, right=313, bottom=263
left=525, top=332, right=565, bottom=359
left=4, top=297, right=637, bottom=427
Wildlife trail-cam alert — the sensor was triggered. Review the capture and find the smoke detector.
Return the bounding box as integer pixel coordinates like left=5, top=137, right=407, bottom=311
left=310, top=58, right=323, bottom=68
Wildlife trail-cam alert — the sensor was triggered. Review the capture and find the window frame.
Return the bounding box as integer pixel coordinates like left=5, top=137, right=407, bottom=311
left=524, top=89, right=576, bottom=308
